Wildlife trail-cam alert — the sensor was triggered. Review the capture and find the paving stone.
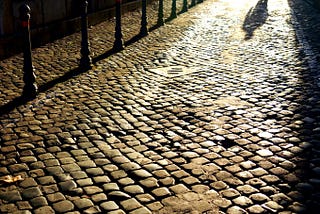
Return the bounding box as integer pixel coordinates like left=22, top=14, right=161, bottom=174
left=30, top=196, right=48, bottom=208
left=16, top=201, right=32, bottom=210
left=152, top=187, right=171, bottom=197
left=118, top=177, right=135, bottom=186
left=100, top=201, right=119, bottom=211
left=270, top=193, right=292, bottom=206
left=256, top=149, right=273, bottom=157
left=83, top=186, right=103, bottom=195
left=77, top=178, right=93, bottom=187
left=132, top=169, right=153, bottom=178
left=0, top=203, right=18, bottom=213
left=129, top=207, right=152, bottom=214
left=108, top=191, right=131, bottom=200
left=136, top=194, right=155, bottom=203
left=146, top=201, right=164, bottom=212
left=103, top=183, right=120, bottom=191
left=211, top=181, right=229, bottom=190
left=37, top=176, right=56, bottom=185
left=120, top=198, right=142, bottom=211
left=107, top=209, right=126, bottom=214
left=59, top=180, right=77, bottom=192
left=262, top=201, right=283, bottom=212
left=34, top=206, right=55, bottom=214
left=226, top=206, right=248, bottom=214
left=85, top=167, right=104, bottom=176
left=83, top=205, right=101, bottom=213
left=233, top=196, right=253, bottom=207
left=139, top=177, right=160, bottom=188
left=123, top=185, right=145, bottom=194
left=220, top=188, right=241, bottom=199
left=22, top=187, right=42, bottom=199
left=73, top=198, right=94, bottom=209
left=213, top=198, right=232, bottom=209
left=8, top=163, right=29, bottom=173
left=46, top=192, right=66, bottom=203
left=0, top=190, right=22, bottom=202
left=247, top=205, right=265, bottom=214
left=52, top=200, right=75, bottom=212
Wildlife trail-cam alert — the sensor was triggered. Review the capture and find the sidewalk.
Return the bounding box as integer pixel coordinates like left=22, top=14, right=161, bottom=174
left=1, top=0, right=320, bottom=213
left=0, top=0, right=184, bottom=107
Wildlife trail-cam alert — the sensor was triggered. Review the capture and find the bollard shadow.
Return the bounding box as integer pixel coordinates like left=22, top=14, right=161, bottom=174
left=0, top=66, right=89, bottom=117
left=242, top=0, right=269, bottom=40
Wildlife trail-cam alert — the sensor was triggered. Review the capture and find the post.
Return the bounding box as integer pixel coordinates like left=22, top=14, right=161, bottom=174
left=80, top=0, right=92, bottom=69
left=181, top=0, right=188, bottom=13
left=140, top=0, right=148, bottom=36
left=190, top=0, right=196, bottom=7
left=19, top=4, right=37, bottom=98
left=156, top=0, right=164, bottom=26
left=113, top=0, right=124, bottom=51
left=168, top=0, right=177, bottom=21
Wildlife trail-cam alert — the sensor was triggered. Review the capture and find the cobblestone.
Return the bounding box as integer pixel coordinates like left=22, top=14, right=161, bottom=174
left=1, top=0, right=320, bottom=213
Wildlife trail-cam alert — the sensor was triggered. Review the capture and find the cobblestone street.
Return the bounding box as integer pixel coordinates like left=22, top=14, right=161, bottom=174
left=1, top=0, right=320, bottom=213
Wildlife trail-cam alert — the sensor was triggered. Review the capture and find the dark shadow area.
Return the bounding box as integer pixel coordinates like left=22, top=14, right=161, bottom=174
left=242, top=0, right=268, bottom=40
left=0, top=27, right=158, bottom=117
left=0, top=66, right=88, bottom=116
left=286, top=0, right=320, bottom=212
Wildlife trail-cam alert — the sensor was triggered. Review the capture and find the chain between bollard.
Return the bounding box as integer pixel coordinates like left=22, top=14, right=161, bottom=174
left=19, top=4, right=38, bottom=98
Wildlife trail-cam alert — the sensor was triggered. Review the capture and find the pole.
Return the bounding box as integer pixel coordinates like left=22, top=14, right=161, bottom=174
left=168, top=0, right=177, bottom=21
left=19, top=4, right=37, bottom=98
left=156, top=0, right=164, bottom=26
left=113, top=0, right=124, bottom=51
left=140, top=0, right=148, bottom=36
left=181, top=0, right=188, bottom=13
left=190, top=0, right=196, bottom=7
left=80, top=0, right=92, bottom=69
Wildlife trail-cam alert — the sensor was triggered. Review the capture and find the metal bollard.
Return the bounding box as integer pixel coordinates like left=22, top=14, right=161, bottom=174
left=140, top=0, right=148, bottom=36
left=156, top=0, right=164, bottom=26
left=190, top=0, right=196, bottom=7
left=181, top=0, right=188, bottom=13
left=80, top=0, right=92, bottom=69
left=19, top=4, right=37, bottom=98
left=113, top=0, right=124, bottom=51
left=168, top=0, right=177, bottom=20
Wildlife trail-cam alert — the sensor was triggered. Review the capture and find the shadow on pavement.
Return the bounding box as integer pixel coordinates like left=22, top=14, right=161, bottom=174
left=0, top=22, right=164, bottom=117
left=242, top=0, right=269, bottom=40
left=286, top=0, right=320, bottom=212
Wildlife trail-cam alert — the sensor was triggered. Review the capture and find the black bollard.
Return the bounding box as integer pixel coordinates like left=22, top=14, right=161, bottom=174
left=113, top=0, right=124, bottom=51
left=140, top=0, right=148, bottom=36
left=181, top=0, right=188, bottom=13
left=80, top=0, right=92, bottom=69
left=156, top=0, right=164, bottom=27
left=190, top=0, right=196, bottom=7
left=168, top=0, right=177, bottom=21
left=19, top=4, right=37, bottom=98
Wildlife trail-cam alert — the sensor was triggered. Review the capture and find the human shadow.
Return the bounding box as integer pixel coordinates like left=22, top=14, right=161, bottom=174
left=242, top=0, right=269, bottom=40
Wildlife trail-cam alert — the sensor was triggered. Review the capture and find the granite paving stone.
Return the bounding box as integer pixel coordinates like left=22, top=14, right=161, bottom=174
left=1, top=0, right=320, bottom=213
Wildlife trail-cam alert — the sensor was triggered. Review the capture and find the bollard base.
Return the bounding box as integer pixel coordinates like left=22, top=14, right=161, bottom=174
left=80, top=56, right=93, bottom=70
left=23, top=84, right=38, bottom=99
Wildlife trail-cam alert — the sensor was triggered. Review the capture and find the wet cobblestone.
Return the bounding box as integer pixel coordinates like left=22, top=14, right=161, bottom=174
left=1, top=0, right=320, bottom=213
